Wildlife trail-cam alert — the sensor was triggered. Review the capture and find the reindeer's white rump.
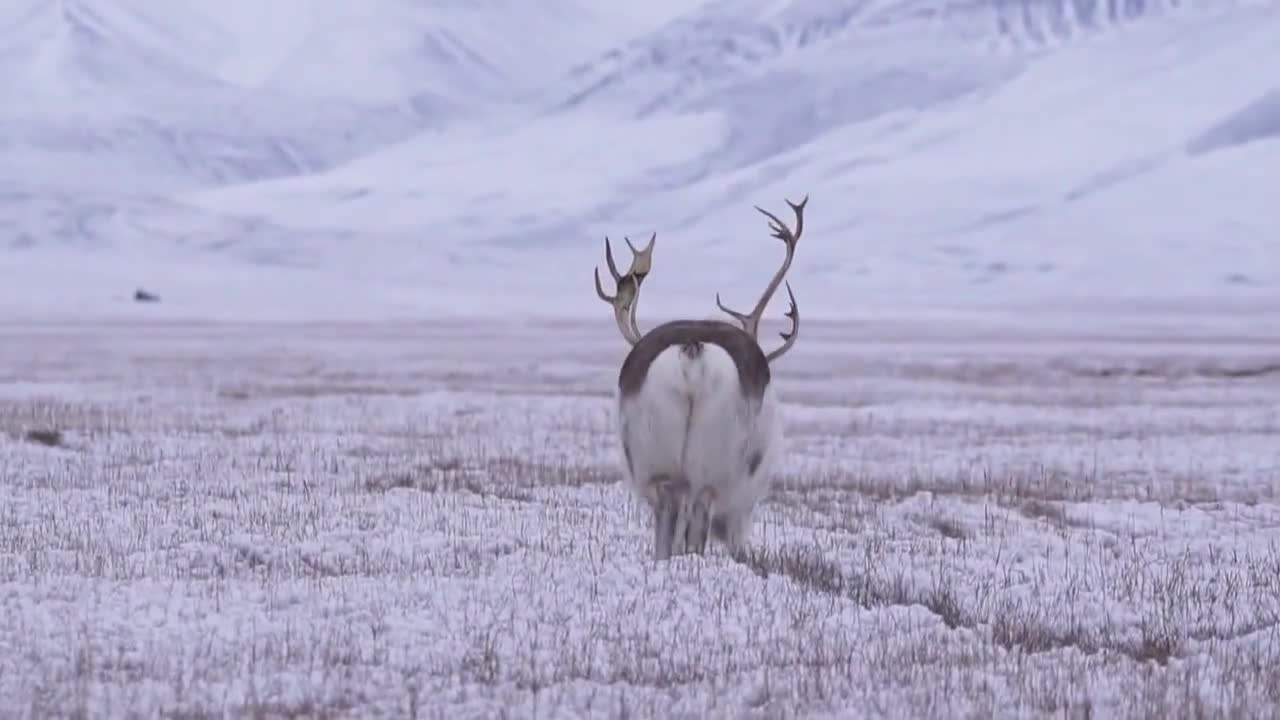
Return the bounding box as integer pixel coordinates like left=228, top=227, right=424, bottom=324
left=617, top=341, right=781, bottom=552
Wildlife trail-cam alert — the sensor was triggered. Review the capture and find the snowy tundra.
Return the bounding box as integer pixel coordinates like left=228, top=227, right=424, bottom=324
left=1, top=317, right=1277, bottom=718
left=1, top=0, right=1278, bottom=716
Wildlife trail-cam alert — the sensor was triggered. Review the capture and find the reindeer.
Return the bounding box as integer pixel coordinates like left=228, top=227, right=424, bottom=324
left=593, top=196, right=807, bottom=560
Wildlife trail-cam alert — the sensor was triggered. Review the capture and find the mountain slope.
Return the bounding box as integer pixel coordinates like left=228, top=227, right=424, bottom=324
left=0, top=1, right=697, bottom=194
left=2, top=0, right=1277, bottom=320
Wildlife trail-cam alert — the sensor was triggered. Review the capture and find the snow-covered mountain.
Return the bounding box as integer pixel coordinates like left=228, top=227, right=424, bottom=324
left=1, top=0, right=1277, bottom=320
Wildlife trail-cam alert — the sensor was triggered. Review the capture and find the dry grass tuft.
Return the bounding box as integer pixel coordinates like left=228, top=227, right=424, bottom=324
left=22, top=428, right=64, bottom=447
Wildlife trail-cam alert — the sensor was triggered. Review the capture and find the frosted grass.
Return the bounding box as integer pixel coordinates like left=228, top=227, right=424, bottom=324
left=1, top=319, right=1277, bottom=718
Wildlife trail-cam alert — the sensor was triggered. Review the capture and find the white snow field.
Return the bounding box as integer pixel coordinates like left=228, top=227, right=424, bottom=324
left=2, top=0, right=1280, bottom=717
left=1, top=320, right=1278, bottom=718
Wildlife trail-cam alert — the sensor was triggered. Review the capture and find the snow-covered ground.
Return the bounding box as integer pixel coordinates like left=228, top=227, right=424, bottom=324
left=1, top=320, right=1278, bottom=717
left=2, top=1, right=1279, bottom=717
left=1, top=0, right=1277, bottom=319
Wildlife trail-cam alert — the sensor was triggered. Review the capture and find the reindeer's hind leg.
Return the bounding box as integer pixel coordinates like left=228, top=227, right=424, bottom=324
left=659, top=483, right=713, bottom=558
left=682, top=488, right=713, bottom=555
left=651, top=474, right=688, bottom=560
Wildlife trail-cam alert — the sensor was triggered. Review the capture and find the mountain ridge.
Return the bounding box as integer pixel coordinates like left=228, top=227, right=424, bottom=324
left=1, top=0, right=1276, bottom=319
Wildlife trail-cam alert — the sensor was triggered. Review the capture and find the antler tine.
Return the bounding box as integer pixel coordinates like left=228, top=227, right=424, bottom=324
left=618, top=233, right=656, bottom=340
left=593, top=232, right=656, bottom=346
left=714, top=195, right=808, bottom=340
left=595, top=236, right=625, bottom=303
left=764, top=281, right=799, bottom=362
left=594, top=267, right=614, bottom=303
left=714, top=292, right=751, bottom=326
left=625, top=233, right=656, bottom=278
left=753, top=194, right=807, bottom=246
left=604, top=236, right=624, bottom=281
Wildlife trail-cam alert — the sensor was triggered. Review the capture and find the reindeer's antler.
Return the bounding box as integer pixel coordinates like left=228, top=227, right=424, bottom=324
left=593, top=233, right=655, bottom=345
left=714, top=196, right=806, bottom=362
